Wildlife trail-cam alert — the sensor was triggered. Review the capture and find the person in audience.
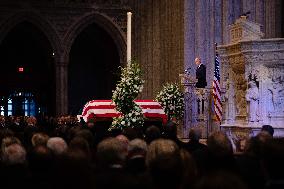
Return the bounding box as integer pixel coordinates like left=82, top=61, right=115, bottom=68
left=206, top=132, right=237, bottom=172
left=237, top=134, right=269, bottom=189
left=2, top=143, right=26, bottom=165
left=0, top=143, right=29, bottom=189
left=185, top=127, right=207, bottom=153
left=145, top=125, right=161, bottom=144
left=95, top=137, right=130, bottom=189
left=1, top=136, right=22, bottom=154
left=31, top=132, right=50, bottom=147
left=47, top=137, right=68, bottom=155
left=96, top=137, right=128, bottom=169
left=0, top=114, right=284, bottom=189
left=180, top=148, right=198, bottom=189
left=163, top=121, right=185, bottom=148
left=9, top=116, right=23, bottom=133
left=28, top=145, right=54, bottom=189
left=0, top=116, right=6, bottom=128
left=116, top=134, right=129, bottom=149
left=75, top=129, right=94, bottom=148
left=146, top=139, right=183, bottom=189
left=261, top=125, right=274, bottom=137
left=193, top=131, right=238, bottom=177
left=69, top=136, right=91, bottom=159
left=126, top=138, right=147, bottom=174
left=262, top=138, right=284, bottom=189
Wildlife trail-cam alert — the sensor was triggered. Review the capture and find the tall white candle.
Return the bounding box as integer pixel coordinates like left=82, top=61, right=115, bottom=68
left=127, top=12, right=132, bottom=63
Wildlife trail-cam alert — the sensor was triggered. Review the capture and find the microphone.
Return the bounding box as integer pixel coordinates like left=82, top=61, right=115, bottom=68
left=184, top=67, right=191, bottom=74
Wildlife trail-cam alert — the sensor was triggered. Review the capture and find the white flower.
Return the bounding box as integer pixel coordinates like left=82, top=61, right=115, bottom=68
left=132, top=118, right=136, bottom=122
left=121, top=121, right=125, bottom=125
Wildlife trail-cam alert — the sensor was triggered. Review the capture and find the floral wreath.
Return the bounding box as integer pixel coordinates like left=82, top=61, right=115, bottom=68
left=156, top=83, right=184, bottom=121
left=109, top=62, right=145, bottom=130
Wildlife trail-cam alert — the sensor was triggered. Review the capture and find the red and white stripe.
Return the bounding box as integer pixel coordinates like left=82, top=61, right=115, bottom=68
left=213, top=76, right=222, bottom=122
left=78, top=100, right=167, bottom=124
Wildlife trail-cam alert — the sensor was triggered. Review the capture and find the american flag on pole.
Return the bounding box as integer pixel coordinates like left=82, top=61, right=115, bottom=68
left=213, top=50, right=222, bottom=123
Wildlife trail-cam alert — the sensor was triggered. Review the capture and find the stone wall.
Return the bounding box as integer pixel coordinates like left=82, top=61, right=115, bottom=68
left=131, top=0, right=184, bottom=99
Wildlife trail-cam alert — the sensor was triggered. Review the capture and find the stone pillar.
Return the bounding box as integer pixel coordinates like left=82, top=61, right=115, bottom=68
left=55, top=61, right=68, bottom=116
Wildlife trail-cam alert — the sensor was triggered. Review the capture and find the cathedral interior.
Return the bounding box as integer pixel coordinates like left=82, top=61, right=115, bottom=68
left=0, top=0, right=283, bottom=117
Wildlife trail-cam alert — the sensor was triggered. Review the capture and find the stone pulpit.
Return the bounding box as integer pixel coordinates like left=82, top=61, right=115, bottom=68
left=180, top=74, right=212, bottom=138
left=218, top=16, right=284, bottom=145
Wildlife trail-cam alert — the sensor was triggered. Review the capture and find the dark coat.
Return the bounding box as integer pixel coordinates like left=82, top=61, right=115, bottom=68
left=196, top=64, right=207, bottom=88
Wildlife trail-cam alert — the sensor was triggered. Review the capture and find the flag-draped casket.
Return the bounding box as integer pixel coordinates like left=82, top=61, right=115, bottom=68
left=77, top=100, right=167, bottom=124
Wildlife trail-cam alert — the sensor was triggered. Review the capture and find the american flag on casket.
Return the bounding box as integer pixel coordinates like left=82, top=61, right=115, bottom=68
left=77, top=100, right=168, bottom=124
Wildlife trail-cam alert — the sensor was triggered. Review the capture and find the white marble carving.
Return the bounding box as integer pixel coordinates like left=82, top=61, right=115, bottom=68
left=219, top=17, right=284, bottom=139
left=246, top=78, right=259, bottom=122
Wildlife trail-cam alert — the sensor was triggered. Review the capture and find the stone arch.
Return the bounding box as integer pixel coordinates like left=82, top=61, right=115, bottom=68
left=64, top=12, right=126, bottom=64
left=0, top=11, right=62, bottom=62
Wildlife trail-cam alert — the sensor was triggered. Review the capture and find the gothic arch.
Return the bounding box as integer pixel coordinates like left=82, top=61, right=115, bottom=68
left=64, top=12, right=126, bottom=64
left=0, top=11, right=62, bottom=62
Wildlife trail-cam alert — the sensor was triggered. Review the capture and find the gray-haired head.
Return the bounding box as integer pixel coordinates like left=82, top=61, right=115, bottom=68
left=96, top=137, right=128, bottom=168
left=2, top=143, right=26, bottom=165
left=47, top=137, right=68, bottom=155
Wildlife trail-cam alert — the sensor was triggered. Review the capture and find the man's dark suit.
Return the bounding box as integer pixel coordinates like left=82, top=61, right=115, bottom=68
left=196, top=64, right=207, bottom=88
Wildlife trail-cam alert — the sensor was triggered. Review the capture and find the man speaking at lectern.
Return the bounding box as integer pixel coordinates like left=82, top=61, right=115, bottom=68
left=195, top=57, right=207, bottom=88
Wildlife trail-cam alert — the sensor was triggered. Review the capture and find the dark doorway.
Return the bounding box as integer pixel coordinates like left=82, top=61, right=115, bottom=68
left=0, top=22, right=55, bottom=116
left=68, top=23, right=120, bottom=115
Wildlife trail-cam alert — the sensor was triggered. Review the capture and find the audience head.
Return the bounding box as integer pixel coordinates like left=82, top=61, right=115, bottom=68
left=207, top=131, right=233, bottom=157
left=96, top=137, right=128, bottom=169
left=261, top=125, right=274, bottom=136
left=31, top=133, right=49, bottom=147
left=146, top=139, right=182, bottom=189
left=29, top=145, right=53, bottom=171
left=244, top=131, right=272, bottom=158
left=75, top=129, right=94, bottom=148
left=1, top=136, right=21, bottom=153
left=116, top=134, right=129, bottom=149
left=145, top=125, right=161, bottom=144
left=188, top=127, right=202, bottom=142
left=164, top=121, right=177, bottom=139
left=47, top=137, right=68, bottom=155
left=2, top=143, right=26, bottom=165
left=128, top=138, right=147, bottom=159
left=69, top=137, right=90, bottom=156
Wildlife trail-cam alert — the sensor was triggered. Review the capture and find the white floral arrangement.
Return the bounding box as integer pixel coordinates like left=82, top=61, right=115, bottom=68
left=109, top=62, right=145, bottom=130
left=156, top=83, right=184, bottom=120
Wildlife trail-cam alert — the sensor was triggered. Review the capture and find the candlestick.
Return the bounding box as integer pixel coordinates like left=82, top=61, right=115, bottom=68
left=127, top=12, right=132, bottom=64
